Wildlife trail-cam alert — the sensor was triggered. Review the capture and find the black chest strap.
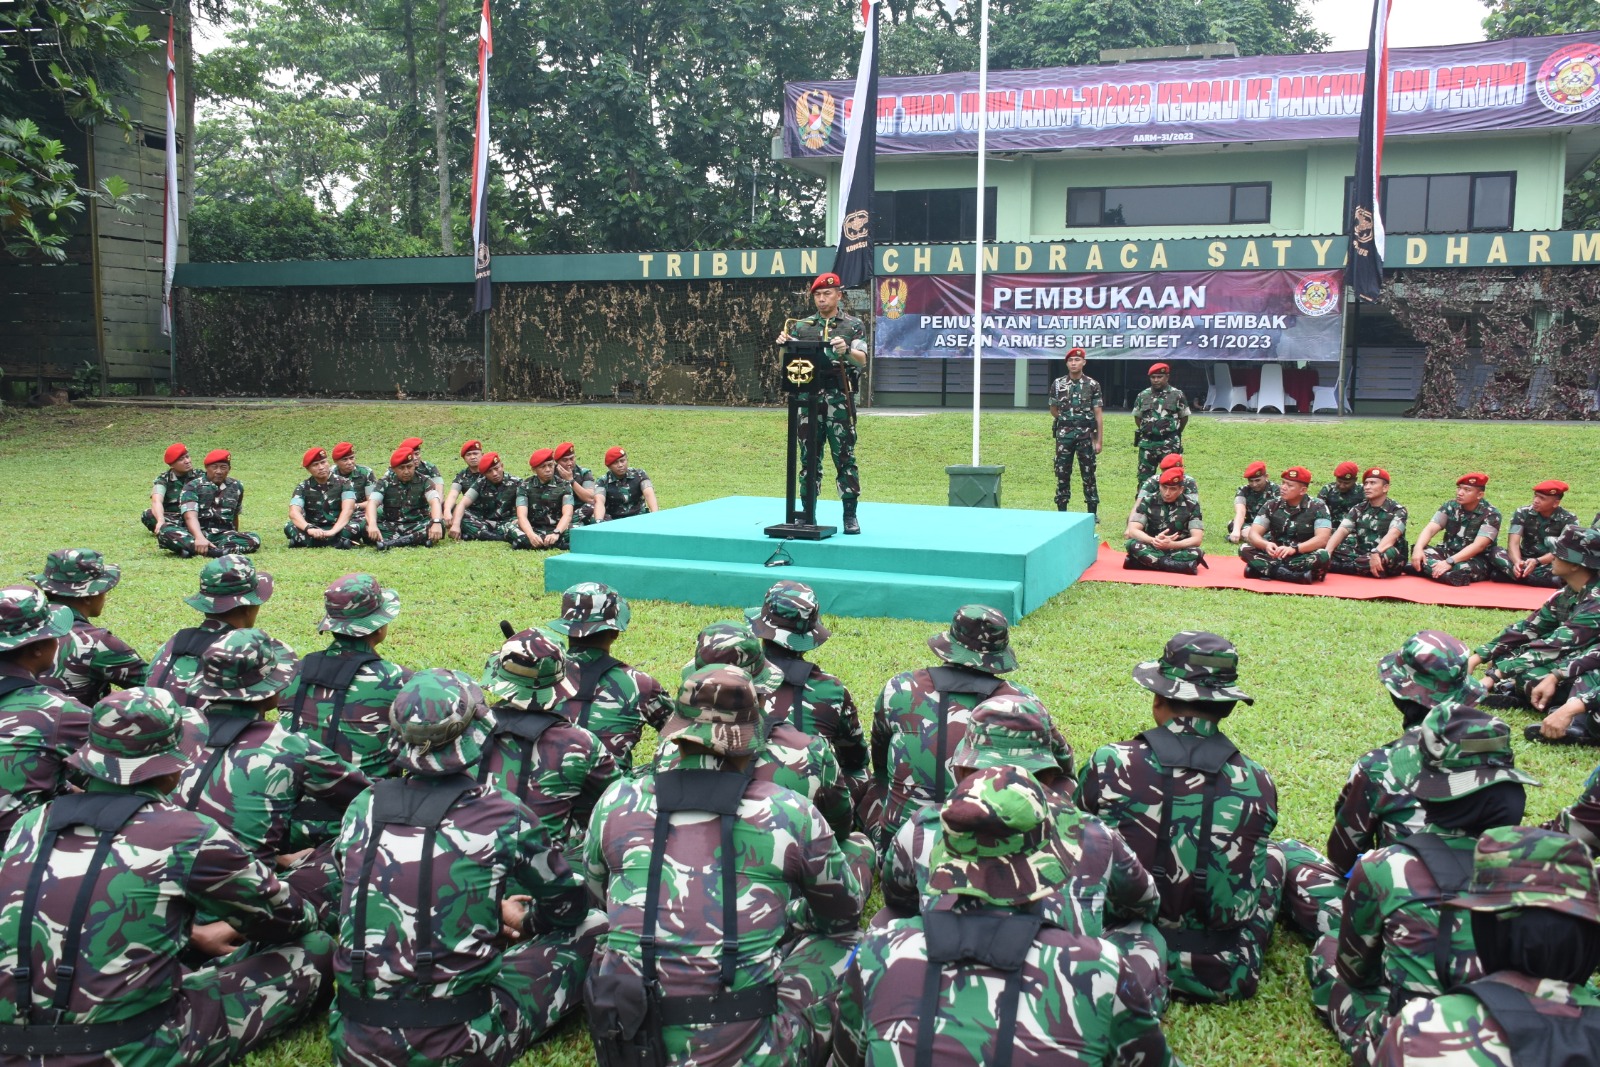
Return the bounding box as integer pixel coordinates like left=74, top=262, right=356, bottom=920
left=926, top=667, right=1004, bottom=804
left=476, top=710, right=564, bottom=801
left=914, top=908, right=1045, bottom=1067
left=0, top=676, right=43, bottom=702
left=288, top=650, right=383, bottom=753
left=1139, top=727, right=1239, bottom=924
left=1450, top=978, right=1600, bottom=1067
left=764, top=650, right=817, bottom=732
left=182, top=715, right=257, bottom=812
left=563, top=654, right=624, bottom=729
left=150, top=627, right=224, bottom=691
left=1395, top=832, right=1477, bottom=996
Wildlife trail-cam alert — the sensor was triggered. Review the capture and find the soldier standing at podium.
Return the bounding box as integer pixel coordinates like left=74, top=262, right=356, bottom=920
left=776, top=272, right=868, bottom=534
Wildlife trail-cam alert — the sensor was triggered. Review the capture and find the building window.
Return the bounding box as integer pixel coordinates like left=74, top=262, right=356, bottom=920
left=1344, top=172, right=1515, bottom=233
left=872, top=188, right=997, bottom=243
left=1065, top=182, right=1271, bottom=227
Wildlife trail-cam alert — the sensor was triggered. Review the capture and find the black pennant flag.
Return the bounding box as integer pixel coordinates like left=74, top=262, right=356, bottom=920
left=831, top=0, right=878, bottom=290
left=1348, top=0, right=1392, bottom=303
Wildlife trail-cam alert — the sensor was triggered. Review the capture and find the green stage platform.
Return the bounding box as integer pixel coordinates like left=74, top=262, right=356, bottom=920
left=545, top=496, right=1097, bottom=622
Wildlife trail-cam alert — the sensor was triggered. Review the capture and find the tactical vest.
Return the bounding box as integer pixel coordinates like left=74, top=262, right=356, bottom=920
left=913, top=906, right=1047, bottom=1067
left=148, top=626, right=227, bottom=691
left=764, top=649, right=818, bottom=735
left=925, top=667, right=1004, bottom=804
left=602, top=470, right=649, bottom=518
left=1389, top=832, right=1478, bottom=1012
left=476, top=709, right=564, bottom=803
left=339, top=775, right=493, bottom=1028
left=181, top=714, right=259, bottom=812
left=1449, top=978, right=1600, bottom=1067
left=561, top=653, right=623, bottom=730
left=287, top=651, right=382, bottom=755
left=0, top=792, right=172, bottom=1055
left=379, top=476, right=431, bottom=523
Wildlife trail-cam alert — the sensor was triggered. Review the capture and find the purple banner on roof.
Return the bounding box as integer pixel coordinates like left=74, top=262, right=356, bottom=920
left=784, top=33, right=1600, bottom=157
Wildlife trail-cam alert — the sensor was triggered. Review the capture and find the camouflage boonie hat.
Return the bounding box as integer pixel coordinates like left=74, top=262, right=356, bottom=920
left=32, top=549, right=122, bottom=598
left=188, top=628, right=297, bottom=703
left=549, top=582, right=630, bottom=637
left=927, top=605, right=1018, bottom=675
left=481, top=628, right=577, bottom=711
left=1415, top=703, right=1540, bottom=801
left=950, top=694, right=1061, bottom=775
left=317, top=573, right=401, bottom=637
left=683, top=621, right=784, bottom=695
left=1379, top=630, right=1484, bottom=706
left=926, top=765, right=1067, bottom=907
left=0, top=585, right=74, bottom=653
left=1445, top=825, right=1600, bottom=924
left=745, top=580, right=830, bottom=651
left=1550, top=525, right=1600, bottom=570
left=391, top=668, right=493, bottom=776
left=1133, top=631, right=1253, bottom=704
left=658, top=665, right=762, bottom=757
left=67, top=687, right=190, bottom=786
left=182, top=554, right=274, bottom=614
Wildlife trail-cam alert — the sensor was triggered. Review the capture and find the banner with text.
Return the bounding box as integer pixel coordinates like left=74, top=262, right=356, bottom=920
left=785, top=33, right=1600, bottom=156
left=875, top=270, right=1344, bottom=362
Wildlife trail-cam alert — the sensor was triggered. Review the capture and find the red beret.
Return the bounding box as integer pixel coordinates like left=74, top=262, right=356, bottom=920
left=390, top=445, right=415, bottom=468
left=1244, top=461, right=1267, bottom=478
left=553, top=442, right=575, bottom=460
left=163, top=443, right=188, bottom=465
left=529, top=448, right=555, bottom=468
left=809, top=272, right=842, bottom=292
left=331, top=442, right=355, bottom=460
left=1281, top=466, right=1313, bottom=485
left=1364, top=467, right=1390, bottom=483
left=1158, top=467, right=1185, bottom=486
left=1066, top=347, right=1086, bottom=358
left=1147, top=362, right=1170, bottom=375
left=1334, top=461, right=1360, bottom=478
left=203, top=449, right=231, bottom=466
left=401, top=437, right=423, bottom=450
left=1158, top=453, right=1184, bottom=471
left=460, top=440, right=482, bottom=457
left=302, top=447, right=327, bottom=468
left=1534, top=479, right=1569, bottom=496
left=477, top=451, right=500, bottom=474
left=604, top=446, right=626, bottom=465
left=1457, top=472, right=1489, bottom=489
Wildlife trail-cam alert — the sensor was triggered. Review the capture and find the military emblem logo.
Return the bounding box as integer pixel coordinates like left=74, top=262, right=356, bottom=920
left=1537, top=43, right=1600, bottom=115
left=843, top=210, right=870, bottom=244
left=795, top=90, right=836, bottom=150
left=1351, top=205, right=1374, bottom=255
left=1294, top=275, right=1339, bottom=317
left=879, top=278, right=908, bottom=320
left=786, top=358, right=816, bottom=386
left=474, top=241, right=491, bottom=277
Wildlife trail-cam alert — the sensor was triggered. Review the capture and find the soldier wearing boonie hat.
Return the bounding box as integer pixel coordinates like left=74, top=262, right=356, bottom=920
left=365, top=443, right=443, bottom=550
left=592, top=446, right=658, bottom=522
left=331, top=667, right=601, bottom=1065
left=1490, top=478, right=1578, bottom=588
left=1131, top=360, right=1190, bottom=487
left=144, top=441, right=199, bottom=536
left=1241, top=465, right=1332, bottom=583
left=1228, top=459, right=1279, bottom=543
left=286, top=446, right=360, bottom=549
left=1411, top=472, right=1501, bottom=586
left=1376, top=825, right=1600, bottom=1065
left=0, top=684, right=335, bottom=1065
left=146, top=554, right=277, bottom=711
left=842, top=765, right=1174, bottom=1066
left=1327, top=466, right=1410, bottom=578
left=31, top=548, right=149, bottom=706
left=159, top=447, right=262, bottom=558
left=1318, top=461, right=1365, bottom=526
left=1078, top=631, right=1284, bottom=1004
left=443, top=439, right=485, bottom=519
left=509, top=448, right=574, bottom=550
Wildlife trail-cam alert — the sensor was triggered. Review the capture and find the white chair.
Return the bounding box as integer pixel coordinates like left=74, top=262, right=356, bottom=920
left=1253, top=363, right=1289, bottom=413
left=1310, top=384, right=1341, bottom=413
left=1208, top=363, right=1251, bottom=412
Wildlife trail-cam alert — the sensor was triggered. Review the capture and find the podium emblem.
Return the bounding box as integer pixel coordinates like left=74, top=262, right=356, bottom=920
left=787, top=358, right=816, bottom=386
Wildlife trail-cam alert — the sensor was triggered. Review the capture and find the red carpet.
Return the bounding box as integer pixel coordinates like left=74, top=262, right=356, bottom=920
left=1079, top=544, right=1552, bottom=611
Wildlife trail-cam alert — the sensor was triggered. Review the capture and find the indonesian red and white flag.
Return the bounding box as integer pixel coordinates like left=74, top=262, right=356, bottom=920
left=161, top=15, right=179, bottom=335
left=470, top=0, right=493, bottom=313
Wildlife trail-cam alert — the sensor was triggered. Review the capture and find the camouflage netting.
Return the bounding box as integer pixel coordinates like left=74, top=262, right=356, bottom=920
left=175, top=279, right=846, bottom=404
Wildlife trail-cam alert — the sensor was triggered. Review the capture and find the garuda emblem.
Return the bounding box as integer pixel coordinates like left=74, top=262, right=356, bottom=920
left=795, top=91, right=836, bottom=150
left=879, top=278, right=907, bottom=320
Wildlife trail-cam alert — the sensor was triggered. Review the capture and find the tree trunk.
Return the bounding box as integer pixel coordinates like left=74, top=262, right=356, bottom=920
left=402, top=0, right=423, bottom=238
left=434, top=0, right=453, bottom=254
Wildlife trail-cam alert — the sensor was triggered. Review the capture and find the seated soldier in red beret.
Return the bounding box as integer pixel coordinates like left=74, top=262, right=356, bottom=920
left=285, top=447, right=359, bottom=549
left=1490, top=480, right=1578, bottom=588
left=510, top=449, right=574, bottom=550
left=1240, top=466, right=1331, bottom=583
left=364, top=446, right=444, bottom=550
left=1317, top=461, right=1364, bottom=526
left=1125, top=467, right=1206, bottom=575
left=1228, top=460, right=1278, bottom=544
left=159, top=449, right=261, bottom=558
left=144, top=442, right=199, bottom=537
left=1411, top=473, right=1501, bottom=586
left=1326, top=467, right=1409, bottom=578
left=442, top=439, right=485, bottom=521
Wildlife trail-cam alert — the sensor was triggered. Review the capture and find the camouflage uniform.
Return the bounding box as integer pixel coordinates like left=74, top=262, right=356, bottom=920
left=340, top=462, right=379, bottom=507
left=457, top=471, right=522, bottom=542
left=1125, top=489, right=1205, bottom=574
left=1417, top=499, right=1502, bottom=586
left=145, top=555, right=274, bottom=713
left=1229, top=479, right=1279, bottom=538
left=1131, top=384, right=1189, bottom=486
left=1077, top=632, right=1283, bottom=1004
left=1048, top=372, right=1102, bottom=513
left=840, top=767, right=1175, bottom=1067
left=477, top=628, right=619, bottom=852
left=548, top=584, right=673, bottom=772
left=0, top=586, right=91, bottom=843
left=368, top=470, right=439, bottom=549
left=596, top=466, right=654, bottom=520
left=1371, top=826, right=1600, bottom=1067
left=789, top=309, right=865, bottom=507
left=1490, top=502, right=1577, bottom=587
left=1240, top=492, right=1332, bottom=581
left=560, top=462, right=598, bottom=526
left=1474, top=531, right=1600, bottom=703
left=1133, top=471, right=1198, bottom=515
left=1318, top=481, right=1366, bottom=526
left=286, top=472, right=359, bottom=548
left=142, top=467, right=199, bottom=535
left=331, top=669, right=601, bottom=1067
left=159, top=476, right=261, bottom=557
left=32, top=549, right=148, bottom=705
left=510, top=475, right=573, bottom=550
left=1330, top=498, right=1410, bottom=577
left=0, top=686, right=333, bottom=1067
left=583, top=665, right=863, bottom=1067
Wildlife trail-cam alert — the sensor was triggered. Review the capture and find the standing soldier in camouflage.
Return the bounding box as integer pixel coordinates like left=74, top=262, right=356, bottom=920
left=180, top=628, right=370, bottom=926
left=451, top=451, right=522, bottom=542
left=583, top=665, right=863, bottom=1067
left=1241, top=465, right=1332, bottom=583
left=1048, top=346, right=1103, bottom=517
left=0, top=686, right=334, bottom=1065
left=32, top=548, right=148, bottom=705
left=511, top=448, right=574, bottom=550
left=161, top=449, right=261, bottom=558
left=286, top=446, right=359, bottom=549
left=0, top=585, right=91, bottom=843
left=397, top=435, right=446, bottom=494
left=840, top=766, right=1176, bottom=1067
left=1131, top=361, right=1190, bottom=487
left=869, top=605, right=1068, bottom=850
left=554, top=441, right=600, bottom=526
left=1373, top=825, right=1600, bottom=1066
left=548, top=582, right=674, bottom=772
left=776, top=272, right=869, bottom=534
left=332, top=442, right=378, bottom=540
left=1227, top=460, right=1278, bottom=544
left=478, top=628, right=618, bottom=852
left=593, top=445, right=660, bottom=522
left=147, top=554, right=276, bottom=713
left=1491, top=479, right=1577, bottom=587
left=365, top=445, right=444, bottom=551
left=1077, top=631, right=1284, bottom=1004
left=1328, top=467, right=1410, bottom=578
left=143, top=441, right=199, bottom=536
left=1125, top=466, right=1206, bottom=574
left=442, top=439, right=485, bottom=520
left=747, top=579, right=870, bottom=804
left=1411, top=472, right=1501, bottom=586
left=331, top=669, right=602, bottom=1066
left=1319, top=461, right=1366, bottom=526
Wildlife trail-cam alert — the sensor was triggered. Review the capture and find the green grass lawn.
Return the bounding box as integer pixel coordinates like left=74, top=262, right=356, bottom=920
left=1, top=400, right=1596, bottom=1066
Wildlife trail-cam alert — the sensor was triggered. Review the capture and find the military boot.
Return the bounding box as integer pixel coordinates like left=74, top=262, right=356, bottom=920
left=842, top=499, right=860, bottom=535
left=1156, top=556, right=1200, bottom=576
left=1268, top=563, right=1316, bottom=584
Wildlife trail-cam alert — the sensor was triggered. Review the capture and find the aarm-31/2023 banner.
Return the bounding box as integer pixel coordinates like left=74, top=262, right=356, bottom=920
left=874, top=269, right=1344, bottom=362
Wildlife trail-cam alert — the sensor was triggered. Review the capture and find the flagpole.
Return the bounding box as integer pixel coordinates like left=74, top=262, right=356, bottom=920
left=970, top=0, right=990, bottom=466
left=162, top=11, right=179, bottom=387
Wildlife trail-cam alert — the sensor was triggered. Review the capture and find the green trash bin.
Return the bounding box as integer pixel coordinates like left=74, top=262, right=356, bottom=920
left=946, top=464, right=1006, bottom=508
